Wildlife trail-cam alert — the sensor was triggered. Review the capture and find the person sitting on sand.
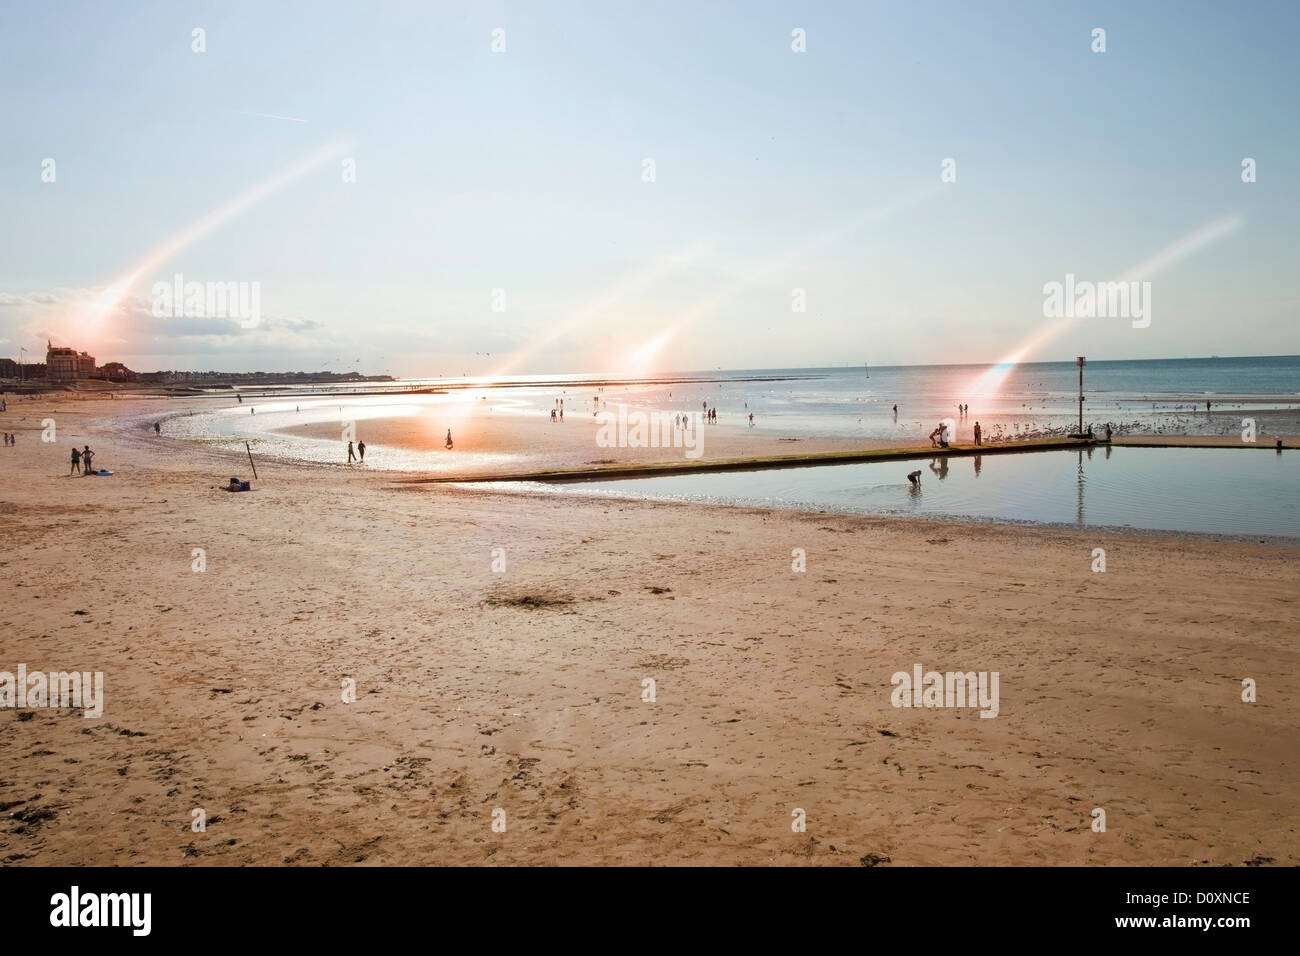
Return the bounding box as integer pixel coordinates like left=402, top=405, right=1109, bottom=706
left=70, top=446, right=81, bottom=475
left=358, top=440, right=366, bottom=461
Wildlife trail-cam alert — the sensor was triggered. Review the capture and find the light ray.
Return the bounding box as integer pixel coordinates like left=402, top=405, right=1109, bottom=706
left=620, top=183, right=945, bottom=370
left=69, top=139, right=354, bottom=336
left=968, top=214, right=1243, bottom=399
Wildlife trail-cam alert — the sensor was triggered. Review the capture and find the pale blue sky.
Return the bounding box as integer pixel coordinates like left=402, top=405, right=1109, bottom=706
left=1, top=0, right=1297, bottom=375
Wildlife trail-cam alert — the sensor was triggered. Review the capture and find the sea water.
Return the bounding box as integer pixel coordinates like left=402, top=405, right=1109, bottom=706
left=530, top=446, right=1298, bottom=538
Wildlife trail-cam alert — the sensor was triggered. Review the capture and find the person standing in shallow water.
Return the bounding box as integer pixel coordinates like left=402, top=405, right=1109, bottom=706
left=973, top=421, right=982, bottom=446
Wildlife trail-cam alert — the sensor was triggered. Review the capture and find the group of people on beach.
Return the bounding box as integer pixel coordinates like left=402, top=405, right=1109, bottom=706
left=346, top=440, right=367, bottom=463
left=2, top=432, right=14, bottom=446
left=69, top=445, right=95, bottom=475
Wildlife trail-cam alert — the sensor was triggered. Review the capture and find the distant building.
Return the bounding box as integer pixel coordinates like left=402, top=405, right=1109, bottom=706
left=99, top=362, right=138, bottom=382
left=46, top=340, right=96, bottom=381
left=0, top=358, right=19, bottom=379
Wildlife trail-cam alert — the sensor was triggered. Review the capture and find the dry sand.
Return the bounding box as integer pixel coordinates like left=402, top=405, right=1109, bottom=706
left=1, top=395, right=1297, bottom=866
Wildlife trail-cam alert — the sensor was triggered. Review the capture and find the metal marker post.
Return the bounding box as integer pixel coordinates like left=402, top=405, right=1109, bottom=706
left=1077, top=356, right=1086, bottom=435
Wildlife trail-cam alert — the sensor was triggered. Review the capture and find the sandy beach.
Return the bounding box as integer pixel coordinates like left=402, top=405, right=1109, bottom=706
left=1, top=394, right=1296, bottom=866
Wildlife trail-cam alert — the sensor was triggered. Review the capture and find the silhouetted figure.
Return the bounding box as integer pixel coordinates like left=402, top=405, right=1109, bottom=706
left=973, top=421, right=981, bottom=446
left=358, top=440, right=366, bottom=461
left=154, top=421, right=161, bottom=435
left=348, top=441, right=356, bottom=463
left=907, top=470, right=921, bottom=487
left=445, top=430, right=454, bottom=449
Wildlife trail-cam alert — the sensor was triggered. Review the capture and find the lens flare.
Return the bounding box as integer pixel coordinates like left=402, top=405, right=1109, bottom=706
left=65, top=139, right=354, bottom=341
left=967, top=215, right=1242, bottom=400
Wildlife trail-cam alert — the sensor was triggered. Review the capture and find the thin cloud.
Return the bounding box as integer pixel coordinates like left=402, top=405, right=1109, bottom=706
left=230, top=109, right=308, bottom=123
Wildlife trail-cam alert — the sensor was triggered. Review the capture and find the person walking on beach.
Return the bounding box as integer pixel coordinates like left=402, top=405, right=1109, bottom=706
left=358, top=440, right=366, bottom=462
left=347, top=441, right=356, bottom=463
left=1206, top=400, right=1212, bottom=412
left=70, top=446, right=81, bottom=475
left=973, top=421, right=982, bottom=446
